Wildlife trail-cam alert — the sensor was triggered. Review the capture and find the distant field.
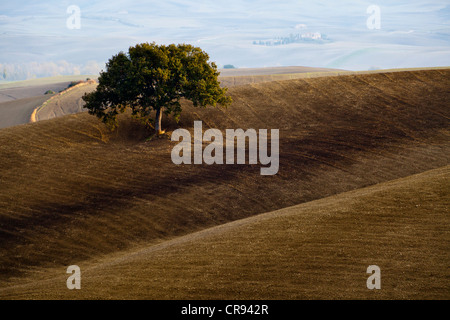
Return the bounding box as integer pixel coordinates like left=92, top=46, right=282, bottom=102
left=0, top=95, right=49, bottom=129
left=218, top=66, right=450, bottom=86
left=0, top=77, right=96, bottom=129
left=218, top=66, right=344, bottom=87
left=0, top=75, right=98, bottom=90
left=0, top=83, right=71, bottom=103
left=219, top=66, right=345, bottom=76
left=0, top=68, right=448, bottom=299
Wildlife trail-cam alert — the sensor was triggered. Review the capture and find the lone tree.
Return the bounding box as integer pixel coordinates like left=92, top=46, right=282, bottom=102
left=82, top=42, right=232, bottom=135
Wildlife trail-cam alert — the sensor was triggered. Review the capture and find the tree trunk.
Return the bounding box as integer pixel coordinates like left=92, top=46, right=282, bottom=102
left=155, top=107, right=163, bottom=135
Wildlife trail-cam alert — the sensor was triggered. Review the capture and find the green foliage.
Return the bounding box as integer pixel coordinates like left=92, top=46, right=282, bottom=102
left=82, top=42, right=232, bottom=132
left=223, top=64, right=236, bottom=69
left=44, top=90, right=55, bottom=95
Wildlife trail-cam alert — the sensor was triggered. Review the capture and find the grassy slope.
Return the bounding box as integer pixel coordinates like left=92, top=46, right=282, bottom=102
left=0, top=69, right=448, bottom=298
left=1, top=165, right=447, bottom=299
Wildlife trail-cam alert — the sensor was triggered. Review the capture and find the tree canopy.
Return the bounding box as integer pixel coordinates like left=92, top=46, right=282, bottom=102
left=82, top=42, right=232, bottom=134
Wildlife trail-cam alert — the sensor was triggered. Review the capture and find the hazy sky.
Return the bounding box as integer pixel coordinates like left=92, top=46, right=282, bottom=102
left=0, top=0, right=449, bottom=80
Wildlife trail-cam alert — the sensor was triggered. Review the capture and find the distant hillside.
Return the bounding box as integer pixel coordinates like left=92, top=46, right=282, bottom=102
left=0, top=76, right=97, bottom=129
left=32, top=80, right=97, bottom=122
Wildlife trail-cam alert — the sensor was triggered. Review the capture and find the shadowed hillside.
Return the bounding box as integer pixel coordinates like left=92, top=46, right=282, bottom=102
left=0, top=69, right=448, bottom=297
left=1, top=165, right=447, bottom=299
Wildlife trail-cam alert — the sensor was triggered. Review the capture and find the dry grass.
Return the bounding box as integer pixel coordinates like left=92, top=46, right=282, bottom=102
left=0, top=69, right=448, bottom=299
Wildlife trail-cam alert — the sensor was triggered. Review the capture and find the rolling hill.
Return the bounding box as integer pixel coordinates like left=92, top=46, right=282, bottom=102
left=1, top=165, right=447, bottom=299
left=0, top=68, right=448, bottom=299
